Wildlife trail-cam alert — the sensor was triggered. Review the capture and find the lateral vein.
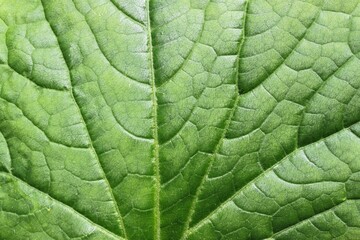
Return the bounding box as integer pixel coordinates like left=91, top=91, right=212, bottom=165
left=1, top=172, right=123, bottom=240
left=181, top=0, right=250, bottom=239
left=40, top=1, right=128, bottom=238
left=186, top=121, right=360, bottom=236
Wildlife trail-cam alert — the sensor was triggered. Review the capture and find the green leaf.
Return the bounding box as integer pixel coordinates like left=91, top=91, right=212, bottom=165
left=0, top=0, right=360, bottom=239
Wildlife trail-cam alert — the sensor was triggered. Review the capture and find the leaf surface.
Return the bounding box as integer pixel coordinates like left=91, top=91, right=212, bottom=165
left=0, top=0, right=360, bottom=239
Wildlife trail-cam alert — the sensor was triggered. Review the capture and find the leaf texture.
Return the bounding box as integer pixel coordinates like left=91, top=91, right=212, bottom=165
left=0, top=0, right=360, bottom=239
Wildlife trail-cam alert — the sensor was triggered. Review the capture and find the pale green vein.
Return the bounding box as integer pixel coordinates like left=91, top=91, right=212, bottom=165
left=185, top=121, right=360, bottom=237
left=271, top=200, right=351, bottom=238
left=3, top=27, right=68, bottom=92
left=0, top=131, right=11, bottom=174
left=109, top=0, right=145, bottom=27
left=1, top=172, right=123, bottom=240
left=181, top=0, right=250, bottom=239
left=147, top=0, right=161, bottom=239
left=298, top=55, right=357, bottom=145
left=184, top=4, right=326, bottom=236
left=0, top=96, right=87, bottom=150
left=71, top=0, right=148, bottom=86
left=239, top=0, right=324, bottom=94
left=40, top=1, right=127, bottom=238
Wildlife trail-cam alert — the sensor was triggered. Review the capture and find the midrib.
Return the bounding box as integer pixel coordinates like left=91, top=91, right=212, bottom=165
left=146, top=0, right=161, bottom=239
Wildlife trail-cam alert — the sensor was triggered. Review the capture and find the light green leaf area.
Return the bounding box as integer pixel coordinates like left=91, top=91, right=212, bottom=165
left=0, top=0, right=360, bottom=239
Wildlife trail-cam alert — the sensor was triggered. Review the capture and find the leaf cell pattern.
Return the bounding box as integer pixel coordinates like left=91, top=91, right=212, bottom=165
left=0, top=0, right=360, bottom=240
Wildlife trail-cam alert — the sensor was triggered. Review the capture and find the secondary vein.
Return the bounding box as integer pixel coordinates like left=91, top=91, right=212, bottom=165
left=181, top=0, right=250, bottom=239
left=186, top=121, right=360, bottom=236
left=40, top=1, right=127, bottom=238
left=3, top=172, right=123, bottom=240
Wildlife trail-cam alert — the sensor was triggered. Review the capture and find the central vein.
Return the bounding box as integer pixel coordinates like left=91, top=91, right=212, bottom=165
left=146, top=0, right=161, bottom=239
